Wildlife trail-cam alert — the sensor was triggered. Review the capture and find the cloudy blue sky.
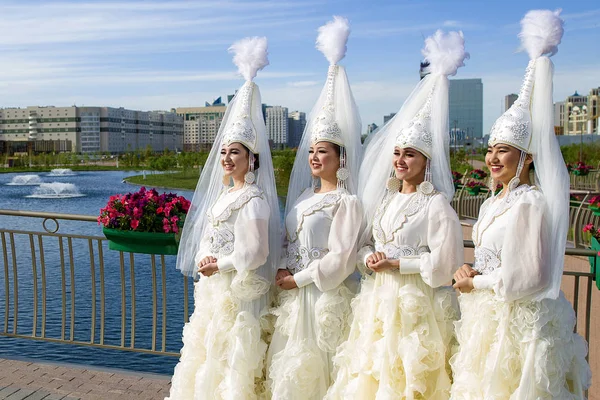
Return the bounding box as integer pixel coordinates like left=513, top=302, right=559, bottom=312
left=0, top=0, right=599, bottom=135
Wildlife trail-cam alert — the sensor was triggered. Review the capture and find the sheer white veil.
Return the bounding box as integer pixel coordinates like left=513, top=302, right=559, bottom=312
left=522, top=10, right=568, bottom=300
left=358, top=30, right=468, bottom=246
left=176, top=37, right=281, bottom=285
left=284, top=16, right=362, bottom=216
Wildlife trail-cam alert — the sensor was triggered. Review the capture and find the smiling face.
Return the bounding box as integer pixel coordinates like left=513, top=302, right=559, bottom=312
left=308, top=141, right=340, bottom=181
left=485, top=143, right=532, bottom=185
left=392, top=146, right=427, bottom=184
left=221, top=142, right=250, bottom=182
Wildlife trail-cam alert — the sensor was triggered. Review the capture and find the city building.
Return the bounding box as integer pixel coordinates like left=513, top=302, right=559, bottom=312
left=562, top=89, right=600, bottom=135
left=449, top=78, right=483, bottom=138
left=175, top=102, right=226, bottom=152
left=266, top=106, right=289, bottom=148
left=0, top=106, right=183, bottom=154
left=287, top=111, right=306, bottom=148
left=554, top=101, right=565, bottom=135
left=504, top=93, right=518, bottom=112
left=366, top=123, right=378, bottom=135
left=383, top=113, right=396, bottom=125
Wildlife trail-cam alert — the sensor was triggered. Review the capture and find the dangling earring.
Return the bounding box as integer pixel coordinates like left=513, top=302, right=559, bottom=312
left=488, top=176, right=497, bottom=197
left=419, top=159, right=434, bottom=195
left=386, top=167, right=401, bottom=193
left=244, top=151, right=256, bottom=184
left=507, top=151, right=526, bottom=193
left=336, top=146, right=349, bottom=190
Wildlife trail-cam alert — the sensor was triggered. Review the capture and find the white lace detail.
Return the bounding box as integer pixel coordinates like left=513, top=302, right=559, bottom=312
left=286, top=241, right=329, bottom=273
left=488, top=60, right=535, bottom=153
left=375, top=242, right=429, bottom=259
left=208, top=185, right=263, bottom=224
left=206, top=226, right=234, bottom=256
left=473, top=184, right=535, bottom=246
left=473, top=246, right=502, bottom=275
left=372, top=189, right=435, bottom=245
left=222, top=82, right=258, bottom=153
left=310, top=65, right=344, bottom=146
left=288, top=191, right=342, bottom=242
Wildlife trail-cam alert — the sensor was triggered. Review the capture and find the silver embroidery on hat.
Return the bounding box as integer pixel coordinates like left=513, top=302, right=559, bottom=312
left=222, top=81, right=259, bottom=153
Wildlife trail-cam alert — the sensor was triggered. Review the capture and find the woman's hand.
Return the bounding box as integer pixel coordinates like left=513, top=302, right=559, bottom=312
left=369, top=258, right=399, bottom=273
left=454, top=264, right=479, bottom=281
left=198, top=262, right=219, bottom=277
left=275, top=269, right=292, bottom=282
left=453, top=277, right=475, bottom=293
left=366, top=252, right=387, bottom=271
left=197, top=256, right=217, bottom=268
left=276, top=275, right=298, bottom=290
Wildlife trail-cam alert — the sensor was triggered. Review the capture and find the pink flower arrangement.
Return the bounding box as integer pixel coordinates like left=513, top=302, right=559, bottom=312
left=465, top=180, right=486, bottom=189
left=98, top=186, right=190, bottom=234
left=589, top=195, right=600, bottom=209
left=583, top=223, right=600, bottom=255
left=573, top=161, right=592, bottom=174
left=469, top=169, right=488, bottom=180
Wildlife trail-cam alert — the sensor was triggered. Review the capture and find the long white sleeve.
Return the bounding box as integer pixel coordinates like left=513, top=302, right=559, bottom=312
left=398, top=195, right=463, bottom=287
left=294, top=195, right=363, bottom=292
left=217, top=196, right=270, bottom=273
left=473, top=191, right=550, bottom=301
left=194, top=224, right=213, bottom=266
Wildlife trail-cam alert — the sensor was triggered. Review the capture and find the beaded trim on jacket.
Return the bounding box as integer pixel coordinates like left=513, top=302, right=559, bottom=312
left=208, top=184, right=264, bottom=225
left=473, top=184, right=536, bottom=247
left=287, top=189, right=344, bottom=242
left=372, top=188, right=437, bottom=245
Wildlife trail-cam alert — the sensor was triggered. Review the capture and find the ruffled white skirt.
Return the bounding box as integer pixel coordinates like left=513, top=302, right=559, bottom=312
left=450, top=289, right=591, bottom=400
left=166, top=270, right=272, bottom=400
left=267, top=283, right=353, bottom=400
left=326, top=272, right=459, bottom=400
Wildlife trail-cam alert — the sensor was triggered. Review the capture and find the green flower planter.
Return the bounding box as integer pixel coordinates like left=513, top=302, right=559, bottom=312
left=573, top=170, right=589, bottom=176
left=589, top=205, right=600, bottom=216
left=103, top=227, right=180, bottom=255
left=590, top=237, right=600, bottom=290
left=466, top=187, right=482, bottom=196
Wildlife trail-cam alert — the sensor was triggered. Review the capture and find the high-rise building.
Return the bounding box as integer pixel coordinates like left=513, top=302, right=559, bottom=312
left=366, top=123, right=378, bottom=135
left=383, top=113, right=396, bottom=125
left=0, top=106, right=183, bottom=154
left=287, top=111, right=306, bottom=148
left=504, top=94, right=518, bottom=112
left=449, top=78, right=483, bottom=138
left=266, top=106, right=288, bottom=147
left=587, top=87, right=599, bottom=135
left=175, top=105, right=226, bottom=151
left=554, top=101, right=565, bottom=135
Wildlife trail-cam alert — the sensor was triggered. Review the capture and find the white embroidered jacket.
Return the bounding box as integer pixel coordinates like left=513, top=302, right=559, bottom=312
left=283, top=188, right=362, bottom=292
left=195, top=184, right=270, bottom=273
left=359, top=190, right=463, bottom=288
left=472, top=184, right=551, bottom=301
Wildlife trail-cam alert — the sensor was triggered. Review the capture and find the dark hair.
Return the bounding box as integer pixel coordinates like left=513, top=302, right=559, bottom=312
left=240, top=144, right=260, bottom=170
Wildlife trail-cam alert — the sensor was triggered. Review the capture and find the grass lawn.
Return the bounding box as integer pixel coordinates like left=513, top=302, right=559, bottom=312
left=125, top=171, right=199, bottom=191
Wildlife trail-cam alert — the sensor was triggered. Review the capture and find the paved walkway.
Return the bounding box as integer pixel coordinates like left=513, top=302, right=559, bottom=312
left=0, top=357, right=170, bottom=400
left=0, top=225, right=595, bottom=399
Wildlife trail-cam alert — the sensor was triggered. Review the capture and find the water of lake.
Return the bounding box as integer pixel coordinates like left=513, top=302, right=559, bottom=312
left=0, top=170, right=196, bottom=375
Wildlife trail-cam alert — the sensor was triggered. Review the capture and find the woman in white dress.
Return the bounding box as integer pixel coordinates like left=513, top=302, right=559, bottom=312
left=326, top=30, right=467, bottom=400
left=267, top=17, right=363, bottom=400
left=450, top=10, right=591, bottom=399
left=167, top=37, right=281, bottom=400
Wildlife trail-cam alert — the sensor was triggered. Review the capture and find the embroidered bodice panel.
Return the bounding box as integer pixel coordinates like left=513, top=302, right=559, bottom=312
left=472, top=185, right=535, bottom=275
left=285, top=188, right=343, bottom=272
left=371, top=191, right=435, bottom=259
left=204, top=185, right=264, bottom=257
